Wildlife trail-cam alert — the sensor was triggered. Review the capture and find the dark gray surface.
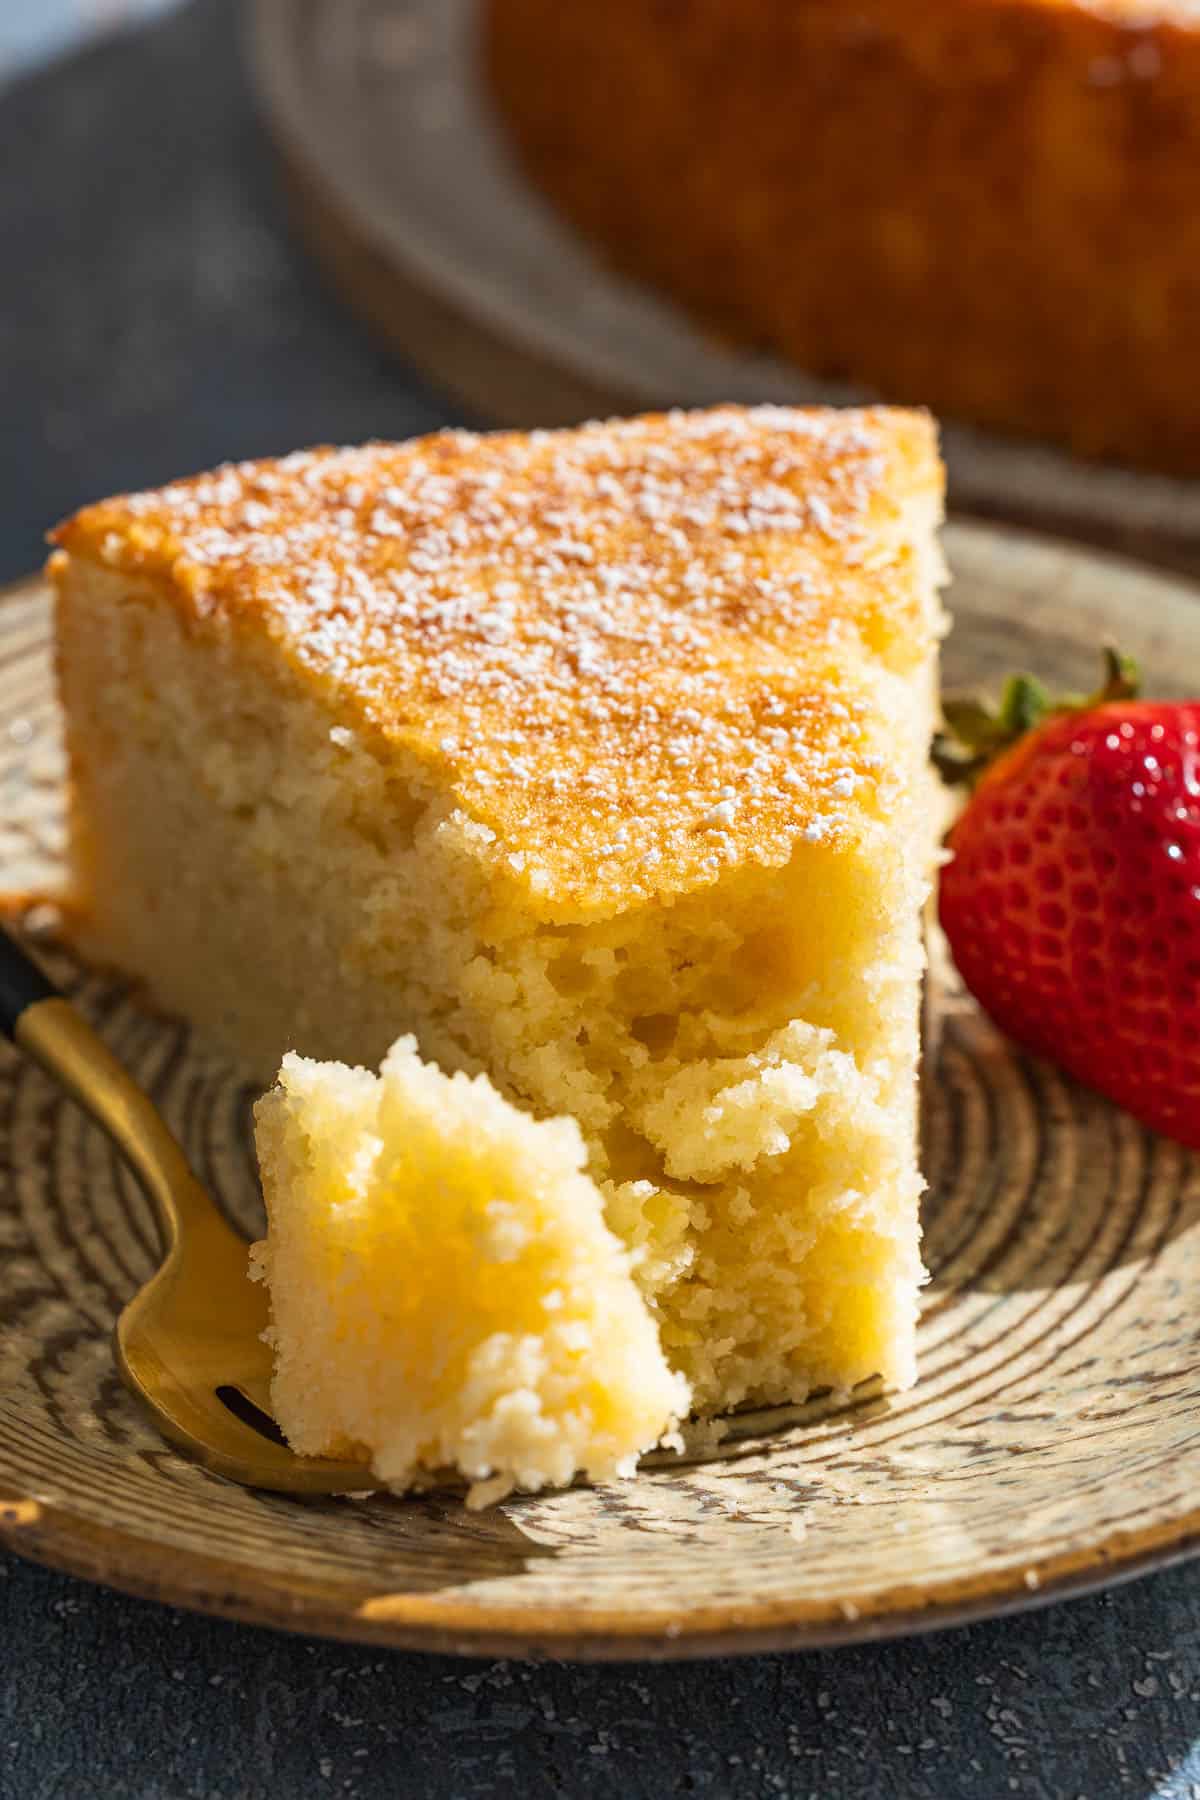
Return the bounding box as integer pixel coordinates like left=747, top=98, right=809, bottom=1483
left=4, top=1550, right=1200, bottom=1800
left=3, top=4, right=1200, bottom=1795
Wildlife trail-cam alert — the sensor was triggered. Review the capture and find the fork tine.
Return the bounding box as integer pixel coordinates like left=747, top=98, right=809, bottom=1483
left=0, top=953, right=381, bottom=1497
left=116, top=1297, right=379, bottom=1494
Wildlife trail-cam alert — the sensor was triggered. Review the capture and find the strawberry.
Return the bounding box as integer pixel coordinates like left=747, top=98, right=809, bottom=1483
left=937, top=651, right=1200, bottom=1151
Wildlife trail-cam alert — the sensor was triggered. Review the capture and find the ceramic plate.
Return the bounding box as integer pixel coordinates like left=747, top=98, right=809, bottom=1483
left=248, top=0, right=1200, bottom=571
left=2, top=521, right=1200, bottom=1659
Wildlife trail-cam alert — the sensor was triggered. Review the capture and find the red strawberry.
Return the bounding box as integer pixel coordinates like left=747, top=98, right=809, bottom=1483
left=937, top=652, right=1200, bottom=1150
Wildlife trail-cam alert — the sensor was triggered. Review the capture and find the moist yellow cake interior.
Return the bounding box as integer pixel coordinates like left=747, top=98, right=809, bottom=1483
left=252, top=1036, right=688, bottom=1506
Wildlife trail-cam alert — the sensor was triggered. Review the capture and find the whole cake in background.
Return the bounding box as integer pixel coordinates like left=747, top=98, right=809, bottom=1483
left=50, top=405, right=943, bottom=1478
left=485, top=0, right=1200, bottom=475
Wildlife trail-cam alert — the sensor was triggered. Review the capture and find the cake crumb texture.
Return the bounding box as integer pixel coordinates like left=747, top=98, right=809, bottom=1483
left=251, top=1036, right=689, bottom=1507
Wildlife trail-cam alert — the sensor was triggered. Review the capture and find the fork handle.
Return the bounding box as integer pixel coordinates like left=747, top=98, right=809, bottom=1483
left=0, top=924, right=58, bottom=1036
left=0, top=924, right=214, bottom=1248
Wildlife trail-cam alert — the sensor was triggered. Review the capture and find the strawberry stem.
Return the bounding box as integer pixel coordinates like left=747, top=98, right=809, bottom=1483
left=1091, top=646, right=1140, bottom=706
left=933, top=647, right=1140, bottom=787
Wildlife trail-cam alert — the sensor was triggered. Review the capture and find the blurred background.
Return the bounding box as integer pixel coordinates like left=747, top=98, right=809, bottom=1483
left=0, top=0, right=456, bottom=585
left=0, top=0, right=178, bottom=81
left=6, top=0, right=1200, bottom=592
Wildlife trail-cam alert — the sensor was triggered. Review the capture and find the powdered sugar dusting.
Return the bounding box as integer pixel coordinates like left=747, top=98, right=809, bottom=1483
left=54, top=406, right=940, bottom=914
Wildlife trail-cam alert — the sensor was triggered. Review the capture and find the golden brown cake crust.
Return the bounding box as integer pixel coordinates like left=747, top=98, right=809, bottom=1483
left=485, top=0, right=1200, bottom=474
left=51, top=406, right=941, bottom=917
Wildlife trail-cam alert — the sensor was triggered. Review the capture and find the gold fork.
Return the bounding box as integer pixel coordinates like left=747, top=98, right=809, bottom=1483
left=1, top=926, right=377, bottom=1495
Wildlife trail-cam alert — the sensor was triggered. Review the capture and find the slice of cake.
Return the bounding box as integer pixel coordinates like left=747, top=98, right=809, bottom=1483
left=51, top=406, right=944, bottom=1413
left=250, top=1035, right=688, bottom=1505
left=485, top=0, right=1200, bottom=473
